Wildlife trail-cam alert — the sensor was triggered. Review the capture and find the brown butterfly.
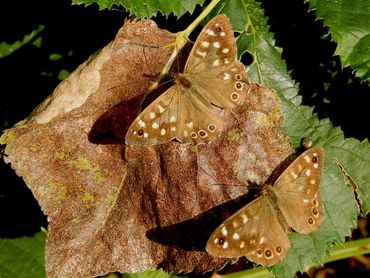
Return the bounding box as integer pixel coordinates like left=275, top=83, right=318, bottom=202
left=206, top=146, right=325, bottom=266
left=125, top=15, right=251, bottom=145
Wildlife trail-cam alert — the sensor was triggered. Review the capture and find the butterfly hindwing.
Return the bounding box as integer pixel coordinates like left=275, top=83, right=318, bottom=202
left=125, top=84, right=223, bottom=145
left=273, top=146, right=324, bottom=233
left=206, top=195, right=291, bottom=266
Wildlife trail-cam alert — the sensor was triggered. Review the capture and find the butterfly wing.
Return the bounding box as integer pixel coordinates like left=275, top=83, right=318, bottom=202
left=125, top=84, right=223, bottom=145
left=184, top=15, right=251, bottom=110
left=273, top=146, right=324, bottom=234
left=206, top=194, right=290, bottom=266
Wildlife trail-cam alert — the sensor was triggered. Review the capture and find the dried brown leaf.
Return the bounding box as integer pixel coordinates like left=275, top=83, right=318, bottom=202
left=2, top=18, right=293, bottom=277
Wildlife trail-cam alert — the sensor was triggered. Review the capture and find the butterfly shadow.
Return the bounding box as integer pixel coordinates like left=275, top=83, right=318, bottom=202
left=87, top=44, right=193, bottom=149
left=146, top=187, right=258, bottom=252
left=146, top=150, right=300, bottom=252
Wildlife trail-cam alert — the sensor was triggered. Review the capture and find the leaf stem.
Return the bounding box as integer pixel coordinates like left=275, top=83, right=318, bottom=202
left=145, top=0, right=220, bottom=95
left=220, top=237, right=370, bottom=278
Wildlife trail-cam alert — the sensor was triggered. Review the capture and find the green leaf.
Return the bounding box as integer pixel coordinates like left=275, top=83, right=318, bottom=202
left=221, top=237, right=370, bottom=278
left=0, top=230, right=46, bottom=278
left=57, top=69, right=70, bottom=80
left=0, top=25, right=45, bottom=58
left=306, top=0, right=370, bottom=82
left=72, top=0, right=207, bottom=18
left=214, top=0, right=365, bottom=277
left=49, top=53, right=63, bottom=61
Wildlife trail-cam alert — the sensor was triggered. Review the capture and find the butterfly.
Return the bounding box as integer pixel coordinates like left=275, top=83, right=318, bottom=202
left=206, top=146, right=325, bottom=266
left=125, top=15, right=251, bottom=145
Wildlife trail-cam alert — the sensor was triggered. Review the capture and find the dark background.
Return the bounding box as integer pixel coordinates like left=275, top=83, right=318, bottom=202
left=0, top=0, right=368, bottom=275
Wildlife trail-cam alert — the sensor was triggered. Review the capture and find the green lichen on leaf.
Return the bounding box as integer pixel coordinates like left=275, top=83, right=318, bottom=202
left=228, top=128, right=245, bottom=141
left=0, top=130, right=16, bottom=145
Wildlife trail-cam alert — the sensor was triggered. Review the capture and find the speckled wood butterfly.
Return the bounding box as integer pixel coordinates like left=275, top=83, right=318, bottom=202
left=206, top=146, right=325, bottom=266
left=125, top=15, right=251, bottom=145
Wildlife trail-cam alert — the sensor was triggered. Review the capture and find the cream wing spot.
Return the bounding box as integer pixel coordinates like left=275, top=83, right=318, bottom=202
left=186, top=121, right=193, bottom=128
left=143, top=132, right=148, bottom=138
left=224, top=58, right=230, bottom=64
left=212, top=59, right=220, bottom=66
left=160, top=128, right=166, bottom=136
left=223, top=72, right=231, bottom=80
left=241, top=214, right=249, bottom=224
left=222, top=241, right=229, bottom=249
left=201, top=41, right=210, bottom=48
left=213, top=42, right=221, bottom=48
left=239, top=241, right=245, bottom=248
left=171, top=127, right=176, bottom=132
left=304, top=155, right=310, bottom=162
left=149, top=112, right=156, bottom=119
left=305, top=169, right=311, bottom=176
left=232, top=233, right=240, bottom=240
left=221, top=226, right=228, bottom=236
left=157, top=105, right=165, bottom=114
left=313, top=163, right=319, bottom=168
left=259, top=236, right=267, bottom=244
left=206, top=29, right=216, bottom=36
left=291, top=171, right=298, bottom=179
left=220, top=31, right=226, bottom=36
left=170, top=115, right=176, bottom=123
left=152, top=122, right=159, bottom=129
left=196, top=50, right=207, bottom=58
left=138, top=120, right=146, bottom=128
left=222, top=48, right=229, bottom=53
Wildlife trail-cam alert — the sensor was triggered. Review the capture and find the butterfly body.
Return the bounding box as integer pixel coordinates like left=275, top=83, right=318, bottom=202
left=125, top=15, right=251, bottom=145
left=174, top=73, right=192, bottom=88
left=206, top=147, right=324, bottom=266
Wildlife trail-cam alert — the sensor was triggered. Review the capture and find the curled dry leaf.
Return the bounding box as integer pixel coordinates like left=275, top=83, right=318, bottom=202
left=1, top=18, right=293, bottom=277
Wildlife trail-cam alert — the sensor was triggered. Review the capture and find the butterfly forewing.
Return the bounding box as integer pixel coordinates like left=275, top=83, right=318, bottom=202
left=185, top=15, right=237, bottom=72
left=206, top=194, right=291, bottom=266
left=185, top=15, right=250, bottom=110
left=273, top=146, right=324, bottom=233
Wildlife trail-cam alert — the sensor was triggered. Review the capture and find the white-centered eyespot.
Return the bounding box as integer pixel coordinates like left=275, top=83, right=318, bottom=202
left=231, top=92, right=239, bottom=101
left=207, top=124, right=216, bottom=132
left=235, top=82, right=243, bottom=90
